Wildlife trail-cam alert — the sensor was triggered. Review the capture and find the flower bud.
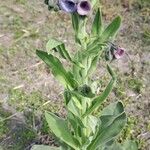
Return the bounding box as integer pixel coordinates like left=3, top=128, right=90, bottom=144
left=45, top=0, right=49, bottom=5
left=59, top=0, right=77, bottom=13
left=105, top=49, right=113, bottom=61
left=45, top=0, right=60, bottom=11
left=77, top=0, right=91, bottom=16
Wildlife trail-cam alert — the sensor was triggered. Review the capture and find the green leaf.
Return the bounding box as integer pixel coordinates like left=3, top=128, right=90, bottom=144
left=64, top=90, right=72, bottom=105
left=83, top=78, right=116, bottom=117
left=67, top=100, right=80, bottom=117
left=36, top=50, right=77, bottom=88
left=123, top=140, right=138, bottom=150
left=83, top=66, right=116, bottom=117
left=87, top=115, right=98, bottom=133
left=71, top=13, right=79, bottom=33
left=46, top=39, right=84, bottom=69
left=87, top=102, right=126, bottom=150
left=72, top=60, right=85, bottom=69
left=101, top=16, right=122, bottom=42
left=104, top=140, right=138, bottom=150
left=46, top=39, right=73, bottom=62
left=72, top=51, right=87, bottom=84
left=31, top=145, right=60, bottom=150
left=107, top=64, right=116, bottom=79
left=46, top=38, right=62, bottom=52
left=67, top=113, right=78, bottom=136
left=56, top=43, right=72, bottom=61
left=91, top=8, right=103, bottom=36
left=87, top=112, right=126, bottom=150
left=100, top=102, right=125, bottom=130
left=71, top=13, right=88, bottom=44
left=87, top=55, right=99, bottom=77
left=104, top=142, right=123, bottom=150
left=71, top=93, right=82, bottom=110
left=77, top=17, right=88, bottom=42
left=85, top=40, right=105, bottom=56
left=91, top=0, right=99, bottom=8
left=45, top=112, right=80, bottom=149
left=101, top=101, right=124, bottom=116
left=67, top=112, right=84, bottom=139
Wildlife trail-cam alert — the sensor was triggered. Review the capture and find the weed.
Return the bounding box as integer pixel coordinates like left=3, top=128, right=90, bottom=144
left=128, top=78, right=143, bottom=93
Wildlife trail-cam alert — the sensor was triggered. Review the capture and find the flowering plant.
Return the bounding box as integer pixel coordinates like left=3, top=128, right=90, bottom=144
left=32, top=0, right=137, bottom=149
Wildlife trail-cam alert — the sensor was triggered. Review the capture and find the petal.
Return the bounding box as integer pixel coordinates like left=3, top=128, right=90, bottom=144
left=113, top=48, right=125, bottom=59
left=59, top=0, right=77, bottom=13
left=77, top=0, right=91, bottom=16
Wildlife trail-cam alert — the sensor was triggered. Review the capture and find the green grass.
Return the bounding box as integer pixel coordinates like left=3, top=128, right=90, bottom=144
left=128, top=78, right=143, bottom=93
left=0, top=47, right=5, bottom=54
left=8, top=127, right=36, bottom=150
left=0, top=106, right=11, bottom=139
left=8, top=89, right=61, bottom=112
left=8, top=88, right=62, bottom=131
left=0, top=89, right=62, bottom=149
left=15, top=0, right=27, bottom=5
left=137, top=0, right=150, bottom=7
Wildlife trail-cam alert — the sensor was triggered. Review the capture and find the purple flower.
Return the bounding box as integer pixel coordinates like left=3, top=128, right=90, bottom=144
left=113, top=47, right=125, bottom=59
left=77, top=0, right=91, bottom=16
left=59, top=0, right=77, bottom=13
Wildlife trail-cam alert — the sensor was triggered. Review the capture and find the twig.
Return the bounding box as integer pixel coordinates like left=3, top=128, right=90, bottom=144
left=0, top=113, right=18, bottom=122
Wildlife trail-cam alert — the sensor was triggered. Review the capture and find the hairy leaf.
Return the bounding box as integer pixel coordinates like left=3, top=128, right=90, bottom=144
left=101, top=101, right=124, bottom=116
left=83, top=65, right=116, bottom=117
left=46, top=39, right=72, bottom=61
left=36, top=50, right=77, bottom=88
left=92, top=8, right=103, bottom=36
left=45, top=112, right=80, bottom=149
left=83, top=77, right=116, bottom=117
left=87, top=112, right=126, bottom=149
left=46, top=38, right=62, bottom=52
left=123, top=140, right=138, bottom=150
left=87, top=55, right=99, bottom=77
left=104, top=142, right=123, bottom=150
left=71, top=13, right=79, bottom=33
left=101, top=16, right=121, bottom=42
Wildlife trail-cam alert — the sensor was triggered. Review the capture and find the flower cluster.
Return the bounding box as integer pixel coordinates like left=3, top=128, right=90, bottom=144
left=45, top=0, right=91, bottom=15
left=105, top=42, right=125, bottom=61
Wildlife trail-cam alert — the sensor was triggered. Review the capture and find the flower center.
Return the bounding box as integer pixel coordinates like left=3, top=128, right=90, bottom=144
left=66, top=0, right=76, bottom=8
left=117, top=49, right=124, bottom=56
left=80, top=1, right=90, bottom=10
